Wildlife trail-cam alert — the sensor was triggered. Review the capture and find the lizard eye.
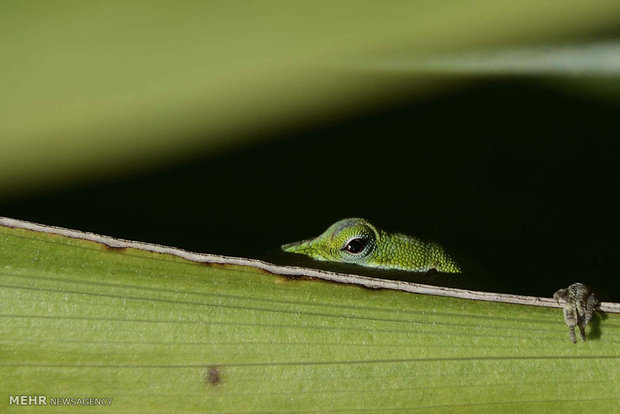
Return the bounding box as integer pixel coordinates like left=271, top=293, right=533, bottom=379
left=342, top=237, right=367, bottom=254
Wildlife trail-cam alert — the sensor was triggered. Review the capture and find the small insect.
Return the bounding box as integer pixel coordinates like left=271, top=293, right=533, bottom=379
left=553, top=283, right=599, bottom=343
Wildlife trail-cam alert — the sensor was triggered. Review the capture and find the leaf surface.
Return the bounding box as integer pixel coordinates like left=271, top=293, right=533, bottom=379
left=1, top=220, right=619, bottom=413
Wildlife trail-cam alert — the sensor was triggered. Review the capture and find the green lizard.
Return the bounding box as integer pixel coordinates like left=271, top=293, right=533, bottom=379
left=282, top=217, right=461, bottom=274
left=282, top=217, right=600, bottom=343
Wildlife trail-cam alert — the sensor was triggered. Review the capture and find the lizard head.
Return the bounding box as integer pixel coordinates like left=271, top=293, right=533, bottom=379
left=281, top=218, right=380, bottom=264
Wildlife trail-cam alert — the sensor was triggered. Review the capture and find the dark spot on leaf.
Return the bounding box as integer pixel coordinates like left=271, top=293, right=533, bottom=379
left=102, top=244, right=127, bottom=252
left=199, top=261, right=275, bottom=275
left=276, top=274, right=317, bottom=283
left=205, top=365, right=221, bottom=387
left=357, top=284, right=386, bottom=291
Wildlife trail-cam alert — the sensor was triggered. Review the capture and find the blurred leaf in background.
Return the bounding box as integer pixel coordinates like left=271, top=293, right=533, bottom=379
left=2, top=0, right=620, bottom=198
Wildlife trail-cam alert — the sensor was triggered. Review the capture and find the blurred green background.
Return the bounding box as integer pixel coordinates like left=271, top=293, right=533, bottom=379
left=2, top=1, right=620, bottom=299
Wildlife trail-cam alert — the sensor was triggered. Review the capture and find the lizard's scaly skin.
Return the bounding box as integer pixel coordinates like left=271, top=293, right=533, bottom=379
left=282, top=218, right=461, bottom=273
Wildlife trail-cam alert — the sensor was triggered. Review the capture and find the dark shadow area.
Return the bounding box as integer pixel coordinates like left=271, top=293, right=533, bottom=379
left=2, top=78, right=619, bottom=300
left=587, top=311, right=606, bottom=341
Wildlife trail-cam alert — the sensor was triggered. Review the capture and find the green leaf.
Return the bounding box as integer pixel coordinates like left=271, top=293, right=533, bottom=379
left=1, top=218, right=619, bottom=413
